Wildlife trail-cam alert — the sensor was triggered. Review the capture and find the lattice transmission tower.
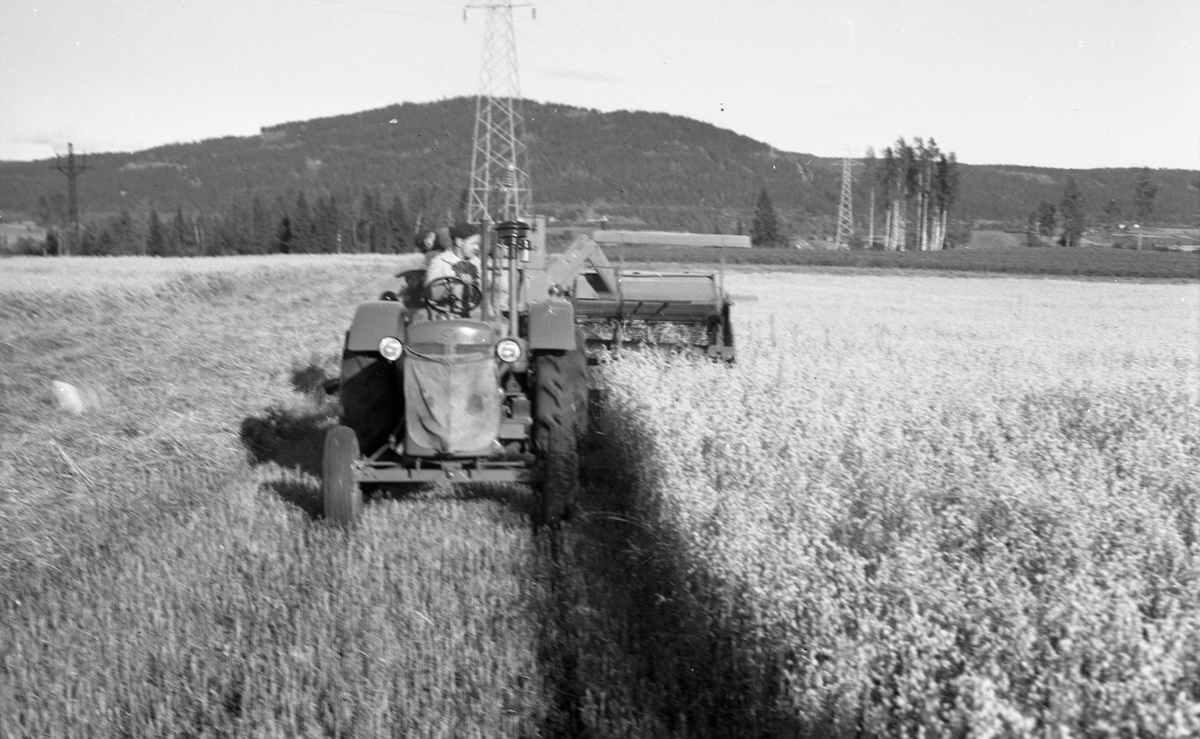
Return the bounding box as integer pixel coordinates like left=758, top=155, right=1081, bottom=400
left=465, top=1, right=534, bottom=226
left=835, top=155, right=854, bottom=249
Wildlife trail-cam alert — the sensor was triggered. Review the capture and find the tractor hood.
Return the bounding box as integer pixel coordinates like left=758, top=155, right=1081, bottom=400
left=403, top=320, right=502, bottom=456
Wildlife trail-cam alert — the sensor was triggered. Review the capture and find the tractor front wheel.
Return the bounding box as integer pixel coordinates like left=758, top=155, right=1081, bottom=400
left=534, top=353, right=581, bottom=525
left=323, top=425, right=362, bottom=525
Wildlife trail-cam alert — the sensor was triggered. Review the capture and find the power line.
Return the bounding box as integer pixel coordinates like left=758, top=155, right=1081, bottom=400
left=517, top=15, right=642, bottom=111
left=51, top=143, right=90, bottom=257
left=835, top=155, right=854, bottom=249
left=586, top=0, right=755, bottom=136
left=465, top=0, right=534, bottom=224
left=313, top=0, right=458, bottom=22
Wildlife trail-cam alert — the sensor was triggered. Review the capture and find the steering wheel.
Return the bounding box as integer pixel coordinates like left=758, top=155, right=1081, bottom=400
left=423, top=276, right=482, bottom=316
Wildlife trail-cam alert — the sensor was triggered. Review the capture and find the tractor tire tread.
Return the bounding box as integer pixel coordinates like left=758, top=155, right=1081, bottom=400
left=323, top=425, right=361, bottom=525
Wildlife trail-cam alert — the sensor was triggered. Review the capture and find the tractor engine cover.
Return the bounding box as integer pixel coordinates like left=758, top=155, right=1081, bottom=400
left=403, top=321, right=502, bottom=456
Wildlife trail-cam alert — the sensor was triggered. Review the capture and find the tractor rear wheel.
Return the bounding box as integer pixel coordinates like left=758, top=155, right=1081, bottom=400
left=533, top=353, right=581, bottom=525
left=339, top=349, right=401, bottom=455
left=323, top=424, right=361, bottom=525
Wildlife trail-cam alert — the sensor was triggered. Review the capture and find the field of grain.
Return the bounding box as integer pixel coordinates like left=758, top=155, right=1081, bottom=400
left=597, top=244, right=1200, bottom=279
left=567, top=273, right=1200, bottom=735
left=1, top=256, right=1196, bottom=736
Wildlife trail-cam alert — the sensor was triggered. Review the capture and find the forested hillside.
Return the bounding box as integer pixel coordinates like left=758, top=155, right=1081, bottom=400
left=1, top=97, right=1196, bottom=251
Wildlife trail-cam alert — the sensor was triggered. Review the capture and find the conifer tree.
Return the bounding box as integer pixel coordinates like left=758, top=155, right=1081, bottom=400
left=931, top=152, right=959, bottom=249
left=171, top=207, right=189, bottom=256
left=1035, top=201, right=1057, bottom=238
left=1134, top=168, right=1158, bottom=226
left=878, top=147, right=897, bottom=250
left=312, top=194, right=338, bottom=253
left=273, top=196, right=292, bottom=254
left=389, top=194, right=413, bottom=251
left=1102, top=198, right=1120, bottom=231
left=751, top=188, right=782, bottom=247
left=293, top=191, right=314, bottom=253
left=147, top=210, right=167, bottom=256
left=1059, top=178, right=1085, bottom=247
left=224, top=202, right=250, bottom=255
left=112, top=210, right=137, bottom=255
left=251, top=195, right=271, bottom=254
left=275, top=215, right=293, bottom=254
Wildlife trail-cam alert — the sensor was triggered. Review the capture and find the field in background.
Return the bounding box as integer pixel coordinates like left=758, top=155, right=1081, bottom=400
left=0, top=253, right=403, bottom=292
left=966, top=230, right=1025, bottom=249
left=968, top=227, right=1200, bottom=251
left=1, top=256, right=1197, bottom=735
left=586, top=244, right=1200, bottom=279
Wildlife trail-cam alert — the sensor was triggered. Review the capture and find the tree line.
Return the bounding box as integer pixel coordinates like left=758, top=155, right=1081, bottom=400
left=29, top=187, right=464, bottom=257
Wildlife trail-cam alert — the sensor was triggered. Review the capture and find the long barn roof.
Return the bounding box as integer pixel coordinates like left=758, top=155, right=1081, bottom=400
left=591, top=230, right=751, bottom=248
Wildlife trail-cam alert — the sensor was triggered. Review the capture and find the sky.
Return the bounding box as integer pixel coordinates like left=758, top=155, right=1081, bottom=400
left=1, top=0, right=1197, bottom=170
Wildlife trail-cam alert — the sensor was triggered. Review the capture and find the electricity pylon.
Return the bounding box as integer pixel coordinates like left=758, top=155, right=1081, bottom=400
left=465, top=1, right=534, bottom=226
left=835, top=155, right=854, bottom=249
left=52, top=143, right=90, bottom=256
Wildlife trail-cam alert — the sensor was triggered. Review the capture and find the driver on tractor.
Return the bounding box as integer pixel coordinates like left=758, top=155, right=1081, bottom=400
left=423, top=223, right=483, bottom=318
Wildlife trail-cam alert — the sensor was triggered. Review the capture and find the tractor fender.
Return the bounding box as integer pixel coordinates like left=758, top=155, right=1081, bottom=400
left=527, top=298, right=576, bottom=351
left=346, top=300, right=407, bottom=353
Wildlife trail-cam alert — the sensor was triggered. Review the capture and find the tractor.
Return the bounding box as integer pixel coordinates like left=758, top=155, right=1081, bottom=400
left=322, top=218, right=735, bottom=526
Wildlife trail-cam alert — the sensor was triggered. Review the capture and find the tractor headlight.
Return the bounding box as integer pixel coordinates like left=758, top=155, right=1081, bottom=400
left=495, top=338, right=522, bottom=363
left=378, top=336, right=403, bottom=361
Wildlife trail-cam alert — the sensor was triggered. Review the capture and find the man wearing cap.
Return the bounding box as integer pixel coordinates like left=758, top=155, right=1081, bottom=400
left=424, top=225, right=470, bottom=285
left=423, top=224, right=485, bottom=316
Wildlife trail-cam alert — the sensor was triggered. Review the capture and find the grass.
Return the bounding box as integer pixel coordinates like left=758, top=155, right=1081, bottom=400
left=2, top=256, right=1197, bottom=736
left=0, top=256, right=550, bottom=735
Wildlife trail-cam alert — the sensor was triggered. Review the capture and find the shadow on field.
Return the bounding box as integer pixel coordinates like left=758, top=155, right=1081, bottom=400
left=239, top=405, right=332, bottom=478
left=535, top=402, right=807, bottom=738
left=240, top=362, right=339, bottom=518
left=239, top=404, right=334, bottom=519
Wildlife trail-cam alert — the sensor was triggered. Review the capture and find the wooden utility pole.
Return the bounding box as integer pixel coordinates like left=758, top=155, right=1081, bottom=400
left=52, top=143, right=90, bottom=256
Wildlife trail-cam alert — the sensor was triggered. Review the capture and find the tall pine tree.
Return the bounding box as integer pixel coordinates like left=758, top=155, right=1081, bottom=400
left=147, top=210, right=167, bottom=256
left=1059, top=178, right=1085, bottom=247
left=751, top=188, right=783, bottom=247
left=1134, top=168, right=1158, bottom=226
left=251, top=195, right=271, bottom=255
left=171, top=207, right=188, bottom=256
left=292, top=191, right=314, bottom=253
left=389, top=194, right=413, bottom=252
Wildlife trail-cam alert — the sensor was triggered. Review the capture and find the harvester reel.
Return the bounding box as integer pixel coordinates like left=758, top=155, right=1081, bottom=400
left=423, top=276, right=482, bottom=317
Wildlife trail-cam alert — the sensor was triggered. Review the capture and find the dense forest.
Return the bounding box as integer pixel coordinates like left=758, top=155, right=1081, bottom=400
left=1, top=97, right=1197, bottom=255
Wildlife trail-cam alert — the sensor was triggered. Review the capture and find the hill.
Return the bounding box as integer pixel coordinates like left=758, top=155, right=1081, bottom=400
left=1, top=97, right=1197, bottom=238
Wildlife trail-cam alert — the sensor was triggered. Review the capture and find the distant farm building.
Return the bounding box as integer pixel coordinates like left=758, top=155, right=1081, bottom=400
left=592, top=230, right=751, bottom=248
